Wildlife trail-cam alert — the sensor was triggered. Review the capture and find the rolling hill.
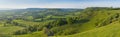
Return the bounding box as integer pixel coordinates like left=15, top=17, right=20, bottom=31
left=0, top=7, right=120, bottom=37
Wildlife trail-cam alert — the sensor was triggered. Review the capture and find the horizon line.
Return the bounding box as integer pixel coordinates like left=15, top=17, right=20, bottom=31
left=0, top=6, right=120, bottom=9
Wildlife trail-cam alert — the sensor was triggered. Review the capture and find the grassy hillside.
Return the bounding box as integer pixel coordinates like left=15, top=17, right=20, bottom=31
left=65, top=21, right=120, bottom=37
left=50, top=9, right=120, bottom=36
left=54, top=8, right=120, bottom=37
left=0, top=8, right=120, bottom=37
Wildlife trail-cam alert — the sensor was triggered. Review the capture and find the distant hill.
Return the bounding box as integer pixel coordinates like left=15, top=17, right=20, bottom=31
left=0, top=8, right=15, bottom=10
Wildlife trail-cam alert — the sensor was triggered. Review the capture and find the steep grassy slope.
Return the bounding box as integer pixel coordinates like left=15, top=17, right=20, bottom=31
left=51, top=9, right=120, bottom=36
left=66, top=21, right=120, bottom=37
left=77, top=10, right=119, bottom=32
left=53, top=9, right=120, bottom=37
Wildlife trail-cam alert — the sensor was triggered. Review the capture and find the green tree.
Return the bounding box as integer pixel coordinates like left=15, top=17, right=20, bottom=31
left=66, top=17, right=73, bottom=25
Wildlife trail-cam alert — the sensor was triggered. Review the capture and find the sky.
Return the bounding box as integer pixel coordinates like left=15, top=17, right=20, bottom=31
left=0, top=0, right=120, bottom=9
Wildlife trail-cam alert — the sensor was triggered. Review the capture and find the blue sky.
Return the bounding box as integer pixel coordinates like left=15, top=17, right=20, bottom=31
left=0, top=0, right=119, bottom=9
